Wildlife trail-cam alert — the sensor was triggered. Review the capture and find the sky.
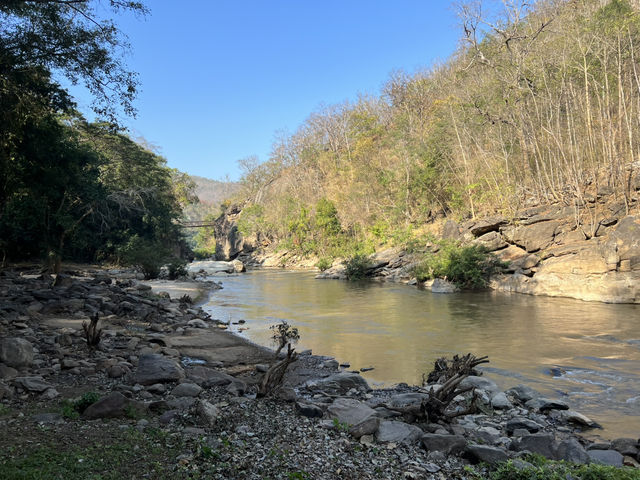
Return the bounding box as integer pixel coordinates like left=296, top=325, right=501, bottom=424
left=72, top=1, right=462, bottom=181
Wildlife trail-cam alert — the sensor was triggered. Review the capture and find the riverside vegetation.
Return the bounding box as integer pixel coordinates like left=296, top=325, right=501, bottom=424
left=213, top=0, right=640, bottom=283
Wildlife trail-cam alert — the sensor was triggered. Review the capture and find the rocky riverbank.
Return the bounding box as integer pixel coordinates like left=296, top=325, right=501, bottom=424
left=1, top=266, right=638, bottom=478
left=219, top=197, right=640, bottom=303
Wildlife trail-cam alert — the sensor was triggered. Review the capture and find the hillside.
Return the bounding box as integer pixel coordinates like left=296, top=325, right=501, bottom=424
left=219, top=0, right=640, bottom=265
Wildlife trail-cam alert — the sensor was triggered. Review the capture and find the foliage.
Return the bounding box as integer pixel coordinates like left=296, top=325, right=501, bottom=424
left=413, top=243, right=506, bottom=289
left=118, top=236, right=170, bottom=280
left=167, top=258, right=188, bottom=280
left=344, top=254, right=371, bottom=281
left=490, top=456, right=640, bottom=480
left=316, top=257, right=332, bottom=271
left=61, top=391, right=100, bottom=419
left=232, top=0, right=640, bottom=252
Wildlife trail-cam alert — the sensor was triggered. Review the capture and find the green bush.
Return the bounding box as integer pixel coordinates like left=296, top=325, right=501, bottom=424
left=413, top=243, right=506, bottom=289
left=119, top=236, right=170, bottom=280
left=193, top=247, right=215, bottom=260
left=344, top=254, right=370, bottom=280
left=490, top=456, right=640, bottom=480
left=316, top=257, right=332, bottom=271
left=167, top=258, right=188, bottom=279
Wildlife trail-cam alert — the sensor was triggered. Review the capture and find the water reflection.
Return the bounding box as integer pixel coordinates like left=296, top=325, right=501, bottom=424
left=204, top=269, right=640, bottom=438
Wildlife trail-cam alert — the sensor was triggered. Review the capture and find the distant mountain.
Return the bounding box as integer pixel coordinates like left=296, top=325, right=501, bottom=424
left=191, top=175, right=240, bottom=206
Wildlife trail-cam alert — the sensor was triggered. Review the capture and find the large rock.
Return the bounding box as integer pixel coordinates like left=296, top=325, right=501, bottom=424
left=187, top=366, right=235, bottom=386
left=308, top=372, right=370, bottom=394
left=421, top=434, right=467, bottom=455
left=430, top=278, right=459, bottom=293
left=555, top=438, right=589, bottom=464
left=466, top=216, right=508, bottom=237
left=608, top=216, right=640, bottom=268
left=503, top=221, right=560, bottom=252
left=187, top=261, right=238, bottom=275
left=327, top=398, right=376, bottom=426
left=511, top=433, right=556, bottom=459
left=474, top=231, right=507, bottom=251
left=466, top=445, right=509, bottom=465
left=0, top=338, right=34, bottom=368
left=375, top=420, right=424, bottom=444
left=133, top=354, right=185, bottom=385
left=506, top=417, right=544, bottom=434
left=506, top=384, right=541, bottom=403
left=588, top=449, right=624, bottom=466
left=196, top=399, right=219, bottom=426
left=213, top=204, right=245, bottom=261
left=14, top=376, right=53, bottom=393
left=459, top=376, right=500, bottom=395
left=349, top=417, right=380, bottom=439
left=83, top=392, right=134, bottom=419
left=495, top=245, right=539, bottom=271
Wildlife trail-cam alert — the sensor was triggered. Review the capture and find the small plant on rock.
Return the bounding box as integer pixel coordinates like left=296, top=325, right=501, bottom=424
left=270, top=321, right=300, bottom=358
left=344, top=254, right=370, bottom=280
left=167, top=259, right=188, bottom=280
left=316, top=257, right=332, bottom=272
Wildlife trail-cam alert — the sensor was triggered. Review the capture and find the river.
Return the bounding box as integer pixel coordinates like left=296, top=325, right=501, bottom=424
left=202, top=269, right=640, bottom=439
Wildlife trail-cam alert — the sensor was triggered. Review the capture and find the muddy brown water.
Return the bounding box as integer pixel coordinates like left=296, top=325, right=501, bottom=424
left=203, top=269, right=640, bottom=439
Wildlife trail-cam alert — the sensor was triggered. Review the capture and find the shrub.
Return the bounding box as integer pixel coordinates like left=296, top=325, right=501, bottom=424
left=490, top=456, right=640, bottom=480
left=413, top=243, right=506, bottom=289
left=119, top=236, right=170, bottom=280
left=344, top=254, right=370, bottom=280
left=316, top=257, right=332, bottom=271
left=192, top=247, right=215, bottom=260
left=167, top=258, right=187, bottom=279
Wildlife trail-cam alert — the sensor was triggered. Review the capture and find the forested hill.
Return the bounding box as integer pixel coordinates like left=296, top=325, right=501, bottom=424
left=191, top=176, right=239, bottom=208
left=228, top=0, right=640, bottom=263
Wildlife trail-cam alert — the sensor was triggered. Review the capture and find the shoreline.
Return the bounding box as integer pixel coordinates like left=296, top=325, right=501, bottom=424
left=0, top=266, right=638, bottom=477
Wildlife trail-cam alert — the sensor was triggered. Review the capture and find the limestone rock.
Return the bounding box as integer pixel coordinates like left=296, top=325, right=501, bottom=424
left=0, top=338, right=34, bottom=368
left=473, top=231, right=507, bottom=251
left=14, top=376, right=53, bottom=392
left=512, top=433, right=556, bottom=459
left=349, top=416, right=380, bottom=439
left=491, top=392, right=513, bottom=409
left=309, top=372, right=370, bottom=394
left=555, top=437, right=589, bottom=464
left=588, top=449, right=624, bottom=466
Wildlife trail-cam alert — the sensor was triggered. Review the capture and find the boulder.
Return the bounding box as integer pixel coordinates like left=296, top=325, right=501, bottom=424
left=14, top=376, right=53, bottom=393
left=196, top=399, right=219, bottom=426
left=467, top=216, right=508, bottom=237
left=213, top=204, right=245, bottom=261
left=511, top=433, right=556, bottom=459
left=525, top=397, right=569, bottom=412
left=466, top=445, right=509, bottom=465
left=187, top=366, right=235, bottom=386
left=555, top=438, right=589, bottom=464
left=421, top=434, right=467, bottom=455
left=327, top=398, right=377, bottom=426
left=430, top=278, right=459, bottom=293
left=459, top=376, right=500, bottom=395
left=349, top=417, right=380, bottom=439
left=442, top=220, right=462, bottom=240
left=503, top=221, right=560, bottom=252
left=83, top=392, right=133, bottom=419
left=506, top=384, right=540, bottom=403
left=0, top=338, right=34, bottom=368
left=171, top=383, right=202, bottom=397
left=295, top=402, right=324, bottom=418
left=506, top=417, right=544, bottom=434
left=491, top=392, right=513, bottom=410
left=611, top=438, right=639, bottom=457
left=588, top=449, right=624, bottom=467
left=308, top=372, right=370, bottom=394
left=187, top=261, right=237, bottom=275
left=375, top=420, right=424, bottom=444
left=133, top=354, right=185, bottom=385
left=474, top=231, right=508, bottom=251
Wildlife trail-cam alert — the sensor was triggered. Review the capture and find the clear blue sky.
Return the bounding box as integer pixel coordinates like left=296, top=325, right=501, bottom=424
left=74, top=1, right=462, bottom=180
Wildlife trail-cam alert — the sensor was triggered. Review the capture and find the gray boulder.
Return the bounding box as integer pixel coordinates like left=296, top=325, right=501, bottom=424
left=512, top=433, right=556, bottom=459
left=0, top=338, right=34, bottom=368
left=349, top=417, right=380, bottom=439
left=327, top=398, right=376, bottom=426
left=525, top=397, right=569, bottom=412
left=134, top=354, right=185, bottom=385
left=196, top=399, right=219, bottom=426
left=421, top=434, right=467, bottom=455
left=295, top=402, right=324, bottom=418
left=460, top=376, right=500, bottom=395
left=611, top=438, right=639, bottom=457
left=309, top=372, right=370, bottom=394
left=83, top=392, right=134, bottom=419
left=588, top=449, right=624, bottom=467
left=171, top=383, right=202, bottom=397
left=555, top=437, right=589, bottom=464
left=506, top=417, right=544, bottom=434
left=506, top=384, right=540, bottom=403
left=14, top=376, right=53, bottom=393
left=491, top=392, right=513, bottom=410
left=376, top=420, right=423, bottom=444
left=466, top=445, right=509, bottom=465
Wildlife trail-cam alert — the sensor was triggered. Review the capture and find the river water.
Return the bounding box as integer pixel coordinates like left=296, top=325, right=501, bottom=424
left=202, top=269, right=640, bottom=439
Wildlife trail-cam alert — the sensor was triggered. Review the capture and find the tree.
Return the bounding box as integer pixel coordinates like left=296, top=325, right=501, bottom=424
left=0, top=0, right=147, bottom=121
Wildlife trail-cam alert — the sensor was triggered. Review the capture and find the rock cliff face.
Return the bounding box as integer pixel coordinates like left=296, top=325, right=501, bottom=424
left=213, top=204, right=246, bottom=261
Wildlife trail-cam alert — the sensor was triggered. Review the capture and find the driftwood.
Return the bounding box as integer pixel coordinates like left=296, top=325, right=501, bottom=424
left=82, top=312, right=103, bottom=349
left=382, top=353, right=489, bottom=423
left=258, top=344, right=298, bottom=397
